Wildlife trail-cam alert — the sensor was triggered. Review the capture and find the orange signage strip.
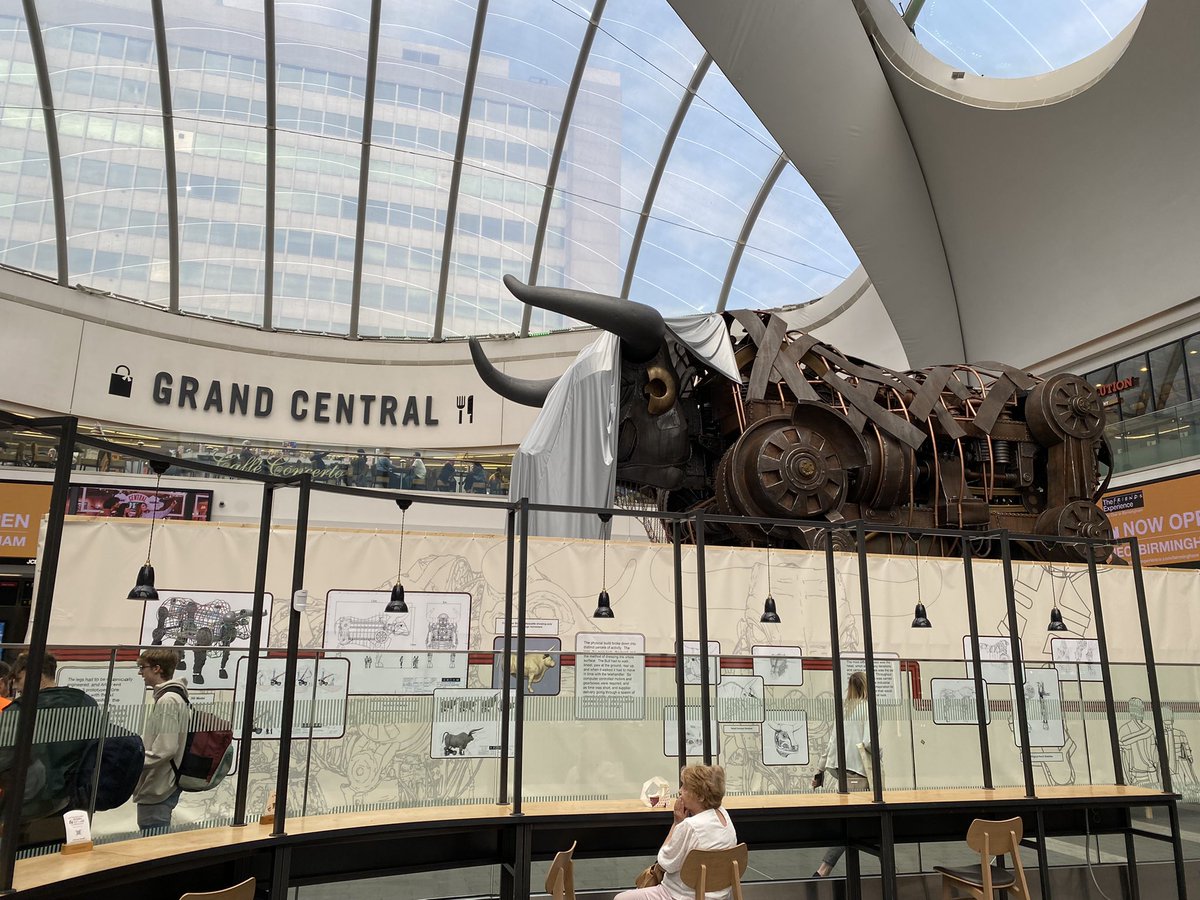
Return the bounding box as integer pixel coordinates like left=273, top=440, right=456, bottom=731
left=1102, top=474, right=1200, bottom=566
left=0, top=481, right=53, bottom=556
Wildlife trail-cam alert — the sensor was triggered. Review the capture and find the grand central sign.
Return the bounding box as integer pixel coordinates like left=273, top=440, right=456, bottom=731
left=0, top=294, right=546, bottom=449
left=148, top=372, right=443, bottom=428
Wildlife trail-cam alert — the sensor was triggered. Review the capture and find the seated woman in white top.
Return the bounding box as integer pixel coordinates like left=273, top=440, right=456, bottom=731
left=616, top=764, right=738, bottom=900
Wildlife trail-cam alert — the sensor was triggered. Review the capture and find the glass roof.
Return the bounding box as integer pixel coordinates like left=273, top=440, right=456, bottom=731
left=902, top=0, right=1146, bottom=78
left=0, top=0, right=862, bottom=339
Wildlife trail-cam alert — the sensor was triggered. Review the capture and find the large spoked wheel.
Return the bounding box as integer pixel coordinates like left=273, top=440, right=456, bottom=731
left=1035, top=501, right=1114, bottom=562
left=1027, top=374, right=1105, bottom=444
left=732, top=417, right=850, bottom=519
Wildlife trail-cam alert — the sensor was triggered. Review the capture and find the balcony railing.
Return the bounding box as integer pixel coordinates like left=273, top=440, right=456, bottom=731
left=1106, top=398, right=1200, bottom=475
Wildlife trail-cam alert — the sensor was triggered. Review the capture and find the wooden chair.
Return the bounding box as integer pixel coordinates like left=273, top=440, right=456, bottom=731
left=680, top=843, right=748, bottom=900
left=179, top=876, right=256, bottom=900
left=545, top=841, right=576, bottom=900
left=934, top=818, right=1031, bottom=900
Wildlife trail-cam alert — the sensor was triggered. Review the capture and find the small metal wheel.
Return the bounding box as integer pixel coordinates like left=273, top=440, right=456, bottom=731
left=1035, top=500, right=1113, bottom=561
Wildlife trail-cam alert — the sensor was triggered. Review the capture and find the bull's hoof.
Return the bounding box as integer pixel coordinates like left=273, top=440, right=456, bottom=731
left=219, top=668, right=229, bottom=679
left=194, top=673, right=205, bottom=685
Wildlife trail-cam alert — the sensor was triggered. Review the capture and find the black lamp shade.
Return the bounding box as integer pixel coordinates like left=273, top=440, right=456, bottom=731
left=386, top=582, right=408, bottom=613
left=128, top=563, right=159, bottom=601
left=593, top=589, right=614, bottom=619
left=760, top=595, right=780, bottom=624
left=1047, top=607, right=1068, bottom=632
left=911, top=602, right=931, bottom=628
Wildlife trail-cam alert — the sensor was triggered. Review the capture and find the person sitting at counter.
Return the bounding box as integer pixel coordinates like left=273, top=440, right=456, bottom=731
left=435, top=461, right=457, bottom=492
left=487, top=467, right=506, bottom=495
left=463, top=461, right=488, bottom=493
left=615, top=765, right=737, bottom=900
left=409, top=452, right=427, bottom=489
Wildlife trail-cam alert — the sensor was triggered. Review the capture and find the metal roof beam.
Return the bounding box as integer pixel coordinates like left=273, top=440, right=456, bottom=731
left=150, top=0, right=180, bottom=313
left=903, top=0, right=928, bottom=30
left=519, top=0, right=607, bottom=338
left=262, top=0, right=277, bottom=331
left=348, top=0, right=384, bottom=340
left=716, top=152, right=787, bottom=312
left=620, top=54, right=711, bottom=300
left=21, top=0, right=68, bottom=285
left=432, top=0, right=491, bottom=342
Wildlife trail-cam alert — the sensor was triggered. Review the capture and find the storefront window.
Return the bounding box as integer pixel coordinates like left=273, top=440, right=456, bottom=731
left=1149, top=340, right=1190, bottom=411
left=1087, top=363, right=1120, bottom=421
left=1114, top=354, right=1152, bottom=421
left=1186, top=335, right=1200, bottom=403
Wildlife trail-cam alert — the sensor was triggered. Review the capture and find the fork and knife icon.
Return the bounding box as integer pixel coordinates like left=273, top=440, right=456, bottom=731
left=456, top=394, right=474, bottom=424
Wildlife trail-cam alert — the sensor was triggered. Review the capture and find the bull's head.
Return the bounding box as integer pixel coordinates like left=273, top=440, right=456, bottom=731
left=469, top=276, right=695, bottom=491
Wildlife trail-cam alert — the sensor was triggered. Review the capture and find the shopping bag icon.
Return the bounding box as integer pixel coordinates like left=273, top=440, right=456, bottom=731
left=109, top=365, right=133, bottom=397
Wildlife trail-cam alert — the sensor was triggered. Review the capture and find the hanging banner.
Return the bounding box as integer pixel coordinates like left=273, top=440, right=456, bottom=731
left=1102, top=473, right=1200, bottom=566
left=0, top=481, right=53, bottom=557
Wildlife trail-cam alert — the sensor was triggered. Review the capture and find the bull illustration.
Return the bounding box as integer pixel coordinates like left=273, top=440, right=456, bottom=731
left=507, top=652, right=556, bottom=693
left=442, top=728, right=483, bottom=756
left=470, top=277, right=1111, bottom=560
left=770, top=724, right=802, bottom=757
left=152, top=596, right=252, bottom=684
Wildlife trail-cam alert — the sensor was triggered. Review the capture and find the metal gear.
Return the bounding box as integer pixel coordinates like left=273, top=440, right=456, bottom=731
left=1035, top=500, right=1113, bottom=561
left=727, top=415, right=850, bottom=520
left=1026, top=374, right=1105, bottom=443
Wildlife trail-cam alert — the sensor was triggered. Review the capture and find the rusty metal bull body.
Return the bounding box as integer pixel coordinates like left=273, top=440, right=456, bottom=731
left=471, top=277, right=1112, bottom=560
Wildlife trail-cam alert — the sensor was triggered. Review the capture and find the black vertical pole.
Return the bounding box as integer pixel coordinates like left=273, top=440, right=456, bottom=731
left=961, top=539, right=993, bottom=789
left=87, top=648, right=119, bottom=816
left=497, top=505, right=516, bottom=805
left=1034, top=808, right=1054, bottom=900
left=0, top=417, right=76, bottom=892
left=511, top=498, right=530, bottom=816
left=694, top=510, right=713, bottom=765
left=1128, top=538, right=1173, bottom=795
left=999, top=531, right=1036, bottom=798
left=1167, top=799, right=1189, bottom=900
left=825, top=528, right=848, bottom=793
left=235, top=482, right=275, bottom=825
left=272, top=474, right=310, bottom=837
left=673, top=520, right=687, bottom=773
left=854, top=523, right=884, bottom=802
left=1086, top=547, right=1125, bottom=785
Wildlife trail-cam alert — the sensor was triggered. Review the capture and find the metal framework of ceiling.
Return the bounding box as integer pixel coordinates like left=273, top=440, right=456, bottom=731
left=0, top=0, right=1161, bottom=369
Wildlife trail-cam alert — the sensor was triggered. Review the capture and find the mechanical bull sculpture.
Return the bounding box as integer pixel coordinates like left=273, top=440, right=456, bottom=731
left=470, top=277, right=1112, bottom=561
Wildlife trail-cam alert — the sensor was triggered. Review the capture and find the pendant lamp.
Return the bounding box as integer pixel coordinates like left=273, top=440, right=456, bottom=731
left=594, top=513, right=614, bottom=618
left=760, top=544, right=780, bottom=623
left=128, top=460, right=171, bottom=600
left=1047, top=567, right=1068, bottom=632
left=386, top=498, right=412, bottom=613
left=911, top=540, right=931, bottom=628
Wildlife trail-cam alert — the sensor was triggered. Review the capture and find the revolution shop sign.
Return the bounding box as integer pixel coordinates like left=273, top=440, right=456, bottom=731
left=1101, top=474, right=1200, bottom=566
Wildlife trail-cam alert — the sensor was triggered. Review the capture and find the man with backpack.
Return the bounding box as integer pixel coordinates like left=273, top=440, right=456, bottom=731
left=0, top=651, right=98, bottom=847
left=133, top=648, right=190, bottom=833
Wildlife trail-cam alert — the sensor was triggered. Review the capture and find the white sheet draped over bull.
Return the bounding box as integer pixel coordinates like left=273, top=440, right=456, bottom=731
left=509, top=315, right=740, bottom=540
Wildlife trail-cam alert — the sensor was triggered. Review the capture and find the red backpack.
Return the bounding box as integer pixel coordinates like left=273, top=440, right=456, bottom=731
left=161, top=686, right=235, bottom=792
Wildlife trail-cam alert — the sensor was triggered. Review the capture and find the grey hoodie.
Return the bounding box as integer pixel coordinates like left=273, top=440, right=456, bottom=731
left=133, top=677, right=189, bottom=804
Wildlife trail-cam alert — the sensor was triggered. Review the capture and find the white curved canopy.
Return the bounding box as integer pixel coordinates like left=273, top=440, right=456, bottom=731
left=669, top=0, right=1197, bottom=369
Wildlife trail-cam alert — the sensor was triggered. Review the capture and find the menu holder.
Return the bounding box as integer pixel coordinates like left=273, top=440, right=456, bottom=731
left=61, top=809, right=93, bottom=855
left=260, top=790, right=278, bottom=826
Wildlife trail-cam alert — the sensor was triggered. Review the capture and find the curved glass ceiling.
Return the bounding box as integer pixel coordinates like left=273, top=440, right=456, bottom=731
left=904, top=0, right=1145, bottom=78
left=0, top=0, right=859, bottom=339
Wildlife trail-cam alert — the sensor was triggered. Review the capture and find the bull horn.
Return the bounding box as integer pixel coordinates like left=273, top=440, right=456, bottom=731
left=468, top=338, right=560, bottom=408
left=503, top=274, right=665, bottom=363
